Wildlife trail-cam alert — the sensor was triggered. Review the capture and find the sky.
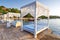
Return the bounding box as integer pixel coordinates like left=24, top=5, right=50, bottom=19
left=0, top=0, right=60, bottom=16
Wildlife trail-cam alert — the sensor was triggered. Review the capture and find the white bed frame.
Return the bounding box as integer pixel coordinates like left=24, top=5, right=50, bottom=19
left=20, top=1, right=49, bottom=38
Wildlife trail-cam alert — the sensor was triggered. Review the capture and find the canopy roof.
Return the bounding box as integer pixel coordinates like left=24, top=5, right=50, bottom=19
left=20, top=1, right=49, bottom=38
left=20, top=1, right=49, bottom=18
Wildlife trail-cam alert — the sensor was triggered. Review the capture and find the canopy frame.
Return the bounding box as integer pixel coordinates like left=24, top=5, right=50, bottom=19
left=20, top=1, right=49, bottom=38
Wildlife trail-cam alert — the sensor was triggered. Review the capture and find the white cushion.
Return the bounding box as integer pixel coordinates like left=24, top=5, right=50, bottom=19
left=7, top=22, right=11, bottom=28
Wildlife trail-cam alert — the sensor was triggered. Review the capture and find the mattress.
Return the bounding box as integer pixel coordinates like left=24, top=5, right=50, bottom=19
left=11, top=20, right=20, bottom=26
left=23, top=24, right=48, bottom=34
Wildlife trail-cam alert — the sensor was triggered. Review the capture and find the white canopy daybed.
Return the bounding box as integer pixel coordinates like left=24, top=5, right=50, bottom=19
left=20, top=1, right=49, bottom=38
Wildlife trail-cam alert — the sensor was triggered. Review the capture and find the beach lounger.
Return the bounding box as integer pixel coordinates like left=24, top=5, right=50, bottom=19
left=11, top=20, right=21, bottom=28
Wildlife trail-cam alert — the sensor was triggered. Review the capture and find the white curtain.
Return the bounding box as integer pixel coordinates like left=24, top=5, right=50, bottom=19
left=30, top=9, right=35, bottom=17
left=21, top=1, right=49, bottom=18
left=21, top=8, right=29, bottom=17
left=21, top=5, right=35, bottom=17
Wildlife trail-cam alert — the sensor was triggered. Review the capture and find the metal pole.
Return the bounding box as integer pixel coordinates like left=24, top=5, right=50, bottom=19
left=20, top=9, right=23, bottom=31
left=34, top=18, right=37, bottom=38
left=34, top=0, right=37, bottom=38
left=21, top=18, right=23, bottom=31
left=48, top=10, right=49, bottom=29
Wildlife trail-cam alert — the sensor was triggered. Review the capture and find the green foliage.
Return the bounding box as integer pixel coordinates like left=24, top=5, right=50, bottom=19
left=13, top=16, right=17, bottom=18
left=38, top=15, right=48, bottom=19
left=23, top=13, right=33, bottom=18
left=2, top=10, right=7, bottom=14
left=0, top=10, right=3, bottom=13
left=0, top=6, right=3, bottom=13
left=20, top=10, right=21, bottom=13
left=7, top=8, right=11, bottom=12
left=11, top=8, right=20, bottom=13
left=50, top=16, right=60, bottom=19
left=0, top=6, right=7, bottom=14
left=0, top=6, right=5, bottom=8
left=0, top=6, right=20, bottom=15
left=0, top=7, right=2, bottom=10
left=0, top=9, right=7, bottom=14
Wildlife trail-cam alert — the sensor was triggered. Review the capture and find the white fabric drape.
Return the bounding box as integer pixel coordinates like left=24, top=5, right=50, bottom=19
left=21, top=1, right=49, bottom=18
left=21, top=5, right=35, bottom=17
left=21, top=8, right=28, bottom=17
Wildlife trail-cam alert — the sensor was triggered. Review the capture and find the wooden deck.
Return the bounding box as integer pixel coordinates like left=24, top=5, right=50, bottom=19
left=0, top=23, right=60, bottom=40
left=0, top=23, right=36, bottom=40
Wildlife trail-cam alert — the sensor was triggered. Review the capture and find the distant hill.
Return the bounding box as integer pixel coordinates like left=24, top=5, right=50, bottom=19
left=49, top=16, right=60, bottom=19
left=0, top=6, right=60, bottom=19
left=0, top=6, right=21, bottom=14
left=23, top=13, right=60, bottom=19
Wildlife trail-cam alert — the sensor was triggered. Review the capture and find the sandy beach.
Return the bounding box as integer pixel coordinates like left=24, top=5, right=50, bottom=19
left=0, top=23, right=60, bottom=40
